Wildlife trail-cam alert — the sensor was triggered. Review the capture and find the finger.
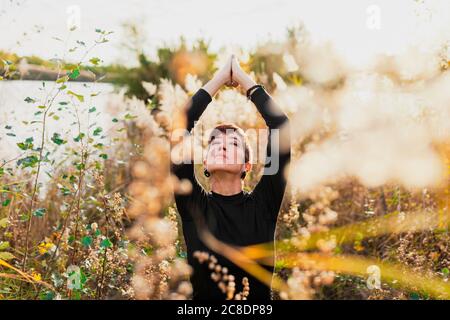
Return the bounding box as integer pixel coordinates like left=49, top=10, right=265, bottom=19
left=230, top=55, right=237, bottom=75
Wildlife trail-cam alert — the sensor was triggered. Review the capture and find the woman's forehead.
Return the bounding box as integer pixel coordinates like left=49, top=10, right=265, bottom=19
left=210, top=131, right=242, bottom=142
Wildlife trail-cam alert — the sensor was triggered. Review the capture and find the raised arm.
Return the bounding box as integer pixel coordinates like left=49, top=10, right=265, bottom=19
left=170, top=88, right=212, bottom=222
left=170, top=57, right=233, bottom=221
left=231, top=56, right=291, bottom=222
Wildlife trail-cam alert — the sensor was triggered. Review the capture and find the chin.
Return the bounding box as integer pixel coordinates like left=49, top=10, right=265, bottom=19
left=209, top=166, right=239, bottom=175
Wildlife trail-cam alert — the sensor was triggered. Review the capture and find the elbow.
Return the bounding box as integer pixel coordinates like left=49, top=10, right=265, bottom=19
left=269, top=114, right=289, bottom=129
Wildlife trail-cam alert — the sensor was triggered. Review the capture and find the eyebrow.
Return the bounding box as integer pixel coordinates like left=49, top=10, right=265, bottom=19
left=211, top=136, right=241, bottom=144
left=229, top=136, right=241, bottom=143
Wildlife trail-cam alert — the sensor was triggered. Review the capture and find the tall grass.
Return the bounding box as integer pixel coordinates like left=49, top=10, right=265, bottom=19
left=1, top=24, right=450, bottom=300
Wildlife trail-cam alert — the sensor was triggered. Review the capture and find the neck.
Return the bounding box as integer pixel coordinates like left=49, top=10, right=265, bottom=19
left=210, top=172, right=242, bottom=196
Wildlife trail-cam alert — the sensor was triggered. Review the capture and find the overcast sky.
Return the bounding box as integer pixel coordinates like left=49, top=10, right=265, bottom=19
left=1, top=0, right=449, bottom=67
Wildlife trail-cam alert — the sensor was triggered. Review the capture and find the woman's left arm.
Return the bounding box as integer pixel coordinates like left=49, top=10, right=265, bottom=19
left=231, top=56, right=291, bottom=221
left=250, top=87, right=291, bottom=222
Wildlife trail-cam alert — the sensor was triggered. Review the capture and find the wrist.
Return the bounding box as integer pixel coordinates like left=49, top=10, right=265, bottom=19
left=203, top=74, right=226, bottom=97
left=215, top=71, right=229, bottom=86
left=233, top=70, right=255, bottom=91
left=240, top=76, right=257, bottom=93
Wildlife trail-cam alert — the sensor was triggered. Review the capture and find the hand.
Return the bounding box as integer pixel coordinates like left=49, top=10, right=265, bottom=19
left=231, top=54, right=256, bottom=92
left=230, top=54, right=244, bottom=83
left=214, top=55, right=235, bottom=87
left=201, top=55, right=240, bottom=97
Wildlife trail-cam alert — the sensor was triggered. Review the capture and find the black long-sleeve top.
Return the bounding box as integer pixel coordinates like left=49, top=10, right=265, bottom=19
left=171, top=86, right=291, bottom=300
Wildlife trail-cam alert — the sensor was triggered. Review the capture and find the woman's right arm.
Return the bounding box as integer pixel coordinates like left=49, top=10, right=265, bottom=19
left=170, top=88, right=212, bottom=222
left=171, top=61, right=231, bottom=221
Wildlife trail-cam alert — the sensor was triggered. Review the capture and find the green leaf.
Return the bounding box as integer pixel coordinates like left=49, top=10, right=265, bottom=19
left=0, top=252, right=15, bottom=261
left=88, top=107, right=96, bottom=113
left=1, top=59, right=12, bottom=66
left=68, top=67, right=80, bottom=80
left=0, top=218, right=8, bottom=228
left=17, top=137, right=34, bottom=150
left=67, top=90, right=84, bottom=102
left=80, top=269, right=87, bottom=285
left=89, top=57, right=101, bottom=65
left=93, top=127, right=102, bottom=136
left=442, top=268, right=449, bottom=276
left=60, top=187, right=71, bottom=196
left=51, top=133, right=66, bottom=145
left=112, top=118, right=118, bottom=123
left=99, top=153, right=108, bottom=160
left=75, top=162, right=85, bottom=170
left=5, top=125, right=12, bottom=130
left=100, top=238, right=112, bottom=248
left=39, top=291, right=55, bottom=300
left=24, top=97, right=36, bottom=103
left=2, top=199, right=11, bottom=207
left=81, top=236, right=92, bottom=247
left=6, top=133, right=16, bottom=137
left=0, top=241, right=10, bottom=250
left=33, top=208, right=46, bottom=217
left=410, top=292, right=420, bottom=300
left=56, top=75, right=69, bottom=83
left=73, top=132, right=85, bottom=142
left=124, top=113, right=137, bottom=120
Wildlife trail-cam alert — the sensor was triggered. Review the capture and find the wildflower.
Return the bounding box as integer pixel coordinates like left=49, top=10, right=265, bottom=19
left=38, top=241, right=55, bottom=255
left=142, top=81, right=157, bottom=96
left=31, top=271, right=42, bottom=282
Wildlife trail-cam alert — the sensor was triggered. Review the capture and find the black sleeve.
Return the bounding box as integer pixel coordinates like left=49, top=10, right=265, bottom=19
left=170, top=88, right=212, bottom=221
left=250, top=87, right=291, bottom=222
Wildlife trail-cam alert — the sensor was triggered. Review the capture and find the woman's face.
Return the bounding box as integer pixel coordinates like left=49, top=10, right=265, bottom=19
left=204, top=131, right=246, bottom=175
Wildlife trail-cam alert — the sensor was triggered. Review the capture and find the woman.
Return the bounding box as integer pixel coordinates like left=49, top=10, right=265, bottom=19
left=171, top=55, right=291, bottom=300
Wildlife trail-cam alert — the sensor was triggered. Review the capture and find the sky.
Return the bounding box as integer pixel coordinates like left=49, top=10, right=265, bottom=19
left=0, top=0, right=449, bottom=67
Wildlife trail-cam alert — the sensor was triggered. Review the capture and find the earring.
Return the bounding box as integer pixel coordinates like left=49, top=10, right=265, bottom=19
left=204, top=168, right=211, bottom=177
left=240, top=171, right=246, bottom=179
